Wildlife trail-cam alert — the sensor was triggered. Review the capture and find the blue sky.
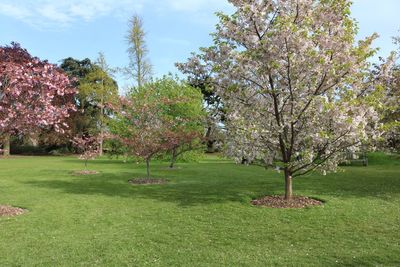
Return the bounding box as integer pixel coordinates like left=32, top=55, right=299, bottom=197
left=1, top=0, right=399, bottom=90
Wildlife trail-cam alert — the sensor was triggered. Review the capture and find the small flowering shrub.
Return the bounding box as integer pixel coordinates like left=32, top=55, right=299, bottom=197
left=72, top=135, right=100, bottom=170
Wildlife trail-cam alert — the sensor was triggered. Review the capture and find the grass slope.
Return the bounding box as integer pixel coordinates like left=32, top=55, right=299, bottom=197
left=0, top=153, right=399, bottom=266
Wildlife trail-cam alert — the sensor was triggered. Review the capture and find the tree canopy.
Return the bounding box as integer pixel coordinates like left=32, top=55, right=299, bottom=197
left=178, top=0, right=395, bottom=199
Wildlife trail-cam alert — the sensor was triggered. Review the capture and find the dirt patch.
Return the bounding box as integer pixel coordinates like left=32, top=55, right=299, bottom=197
left=0, top=205, right=27, bottom=217
left=251, top=195, right=323, bottom=209
left=73, top=170, right=99, bottom=175
left=129, top=178, right=168, bottom=185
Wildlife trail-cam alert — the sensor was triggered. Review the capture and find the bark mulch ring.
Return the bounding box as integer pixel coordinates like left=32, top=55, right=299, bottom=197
left=129, top=178, right=168, bottom=185
left=0, top=205, right=27, bottom=217
left=73, top=170, right=99, bottom=176
left=251, top=195, right=323, bottom=209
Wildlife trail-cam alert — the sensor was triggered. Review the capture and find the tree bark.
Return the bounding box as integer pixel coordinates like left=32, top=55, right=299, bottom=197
left=284, top=169, right=293, bottom=200
left=28, top=132, right=39, bottom=147
left=169, top=148, right=178, bottom=169
left=205, top=126, right=215, bottom=153
left=3, top=133, right=10, bottom=157
left=146, top=158, right=150, bottom=178
left=99, top=127, right=104, bottom=157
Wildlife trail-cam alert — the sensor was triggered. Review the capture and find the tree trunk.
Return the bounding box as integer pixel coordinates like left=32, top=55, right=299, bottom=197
left=146, top=158, right=150, bottom=179
left=169, top=148, right=178, bottom=169
left=205, top=126, right=215, bottom=153
left=28, top=132, right=39, bottom=147
left=99, top=127, right=104, bottom=157
left=284, top=169, right=293, bottom=200
left=3, top=133, right=10, bottom=157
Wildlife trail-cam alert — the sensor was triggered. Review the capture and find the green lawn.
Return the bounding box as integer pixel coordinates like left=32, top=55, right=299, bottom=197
left=0, top=153, right=399, bottom=266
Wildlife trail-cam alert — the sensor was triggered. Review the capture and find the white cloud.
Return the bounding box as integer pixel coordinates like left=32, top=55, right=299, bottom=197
left=0, top=3, right=31, bottom=20
left=0, top=0, right=144, bottom=29
left=164, top=0, right=230, bottom=12
left=0, top=0, right=233, bottom=30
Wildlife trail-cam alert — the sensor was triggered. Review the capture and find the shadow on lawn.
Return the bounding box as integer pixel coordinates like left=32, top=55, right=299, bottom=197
left=23, top=161, right=400, bottom=206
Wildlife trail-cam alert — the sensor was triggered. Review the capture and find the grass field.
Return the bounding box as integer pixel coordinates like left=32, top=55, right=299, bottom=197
left=0, top=153, right=399, bottom=266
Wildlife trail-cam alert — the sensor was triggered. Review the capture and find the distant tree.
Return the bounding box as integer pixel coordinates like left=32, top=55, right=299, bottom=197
left=0, top=43, right=76, bottom=156
left=60, top=57, right=99, bottom=136
left=80, top=52, right=118, bottom=156
left=60, top=55, right=118, bottom=154
left=125, top=14, right=152, bottom=88
left=179, top=0, right=392, bottom=200
left=177, top=63, right=225, bottom=153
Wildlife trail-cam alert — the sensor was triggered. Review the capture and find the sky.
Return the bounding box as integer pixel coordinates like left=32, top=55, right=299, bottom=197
left=1, top=0, right=399, bottom=90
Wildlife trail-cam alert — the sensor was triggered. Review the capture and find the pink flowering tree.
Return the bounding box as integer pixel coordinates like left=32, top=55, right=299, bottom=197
left=72, top=135, right=100, bottom=170
left=178, top=0, right=394, bottom=200
left=0, top=43, right=76, bottom=156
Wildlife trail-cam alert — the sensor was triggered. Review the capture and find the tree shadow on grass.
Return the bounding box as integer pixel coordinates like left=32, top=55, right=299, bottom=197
left=338, top=254, right=400, bottom=266
left=22, top=162, right=400, bottom=206
left=23, top=163, right=282, bottom=206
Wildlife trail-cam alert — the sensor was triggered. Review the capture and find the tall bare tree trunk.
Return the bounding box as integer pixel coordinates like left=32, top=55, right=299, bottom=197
left=169, top=148, right=178, bottom=169
left=3, top=133, right=10, bottom=157
left=284, top=168, right=293, bottom=200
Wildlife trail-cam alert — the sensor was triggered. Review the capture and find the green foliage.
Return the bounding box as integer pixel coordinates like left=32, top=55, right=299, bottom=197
left=157, top=149, right=205, bottom=163
left=109, top=75, right=206, bottom=165
left=142, top=75, right=205, bottom=132
left=104, top=138, right=128, bottom=159
left=59, top=55, right=118, bottom=137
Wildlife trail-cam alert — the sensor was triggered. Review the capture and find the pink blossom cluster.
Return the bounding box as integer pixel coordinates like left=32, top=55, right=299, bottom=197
left=0, top=43, right=76, bottom=135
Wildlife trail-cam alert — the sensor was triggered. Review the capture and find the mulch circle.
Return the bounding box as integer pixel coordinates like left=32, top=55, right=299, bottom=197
left=129, top=178, right=168, bottom=185
left=0, top=205, right=27, bottom=217
left=251, top=195, right=323, bottom=209
left=73, top=170, right=99, bottom=175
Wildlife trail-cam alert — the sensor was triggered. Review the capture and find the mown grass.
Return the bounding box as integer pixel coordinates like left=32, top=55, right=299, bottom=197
left=0, top=153, right=399, bottom=266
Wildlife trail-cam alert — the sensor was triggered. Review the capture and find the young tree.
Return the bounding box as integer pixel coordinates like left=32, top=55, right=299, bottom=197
left=179, top=0, right=392, bottom=200
left=0, top=43, right=76, bottom=156
left=149, top=76, right=205, bottom=168
left=109, top=79, right=202, bottom=178
left=72, top=135, right=100, bottom=170
left=110, top=89, right=177, bottom=178
left=126, top=14, right=152, bottom=88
